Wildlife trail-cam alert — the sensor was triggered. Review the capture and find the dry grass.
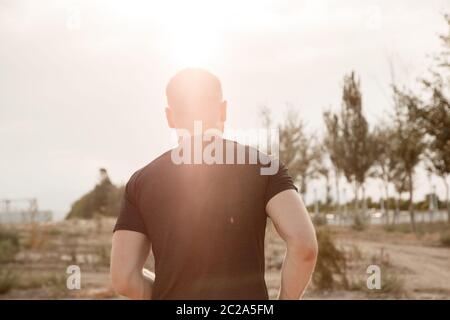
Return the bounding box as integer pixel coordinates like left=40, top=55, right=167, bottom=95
left=440, top=230, right=450, bottom=247
left=0, top=268, right=19, bottom=294
left=0, top=227, right=21, bottom=262
left=0, top=217, right=448, bottom=299
left=23, top=222, right=49, bottom=250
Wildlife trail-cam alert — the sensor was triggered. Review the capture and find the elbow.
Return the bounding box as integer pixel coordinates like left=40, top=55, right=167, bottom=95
left=307, top=240, right=319, bottom=262
left=112, top=282, right=130, bottom=298
left=111, top=275, right=129, bottom=297
left=110, top=268, right=133, bottom=297
left=287, top=234, right=318, bottom=262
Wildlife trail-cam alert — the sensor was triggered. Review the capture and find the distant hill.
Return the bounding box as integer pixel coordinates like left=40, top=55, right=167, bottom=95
left=66, top=168, right=124, bottom=219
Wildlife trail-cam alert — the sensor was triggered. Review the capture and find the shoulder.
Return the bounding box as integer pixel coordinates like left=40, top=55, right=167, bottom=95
left=223, top=139, right=275, bottom=162
left=222, top=139, right=282, bottom=176
left=126, top=149, right=174, bottom=188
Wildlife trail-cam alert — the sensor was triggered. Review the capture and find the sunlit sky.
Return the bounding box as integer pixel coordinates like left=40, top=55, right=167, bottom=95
left=1, top=0, right=449, bottom=219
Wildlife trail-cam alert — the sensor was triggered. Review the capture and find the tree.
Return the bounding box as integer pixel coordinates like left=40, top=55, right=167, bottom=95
left=390, top=88, right=426, bottom=232
left=373, top=125, right=399, bottom=224
left=260, top=107, right=321, bottom=198
left=413, top=14, right=450, bottom=223
left=415, top=91, right=450, bottom=222
left=66, top=168, right=124, bottom=219
left=278, top=109, right=321, bottom=197
left=391, top=162, right=410, bottom=224
left=324, top=72, right=376, bottom=221
left=316, top=149, right=332, bottom=207
left=323, top=111, right=345, bottom=218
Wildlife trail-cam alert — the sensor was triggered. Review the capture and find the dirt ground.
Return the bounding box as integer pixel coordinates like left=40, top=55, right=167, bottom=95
left=0, top=218, right=449, bottom=299
left=330, top=228, right=450, bottom=299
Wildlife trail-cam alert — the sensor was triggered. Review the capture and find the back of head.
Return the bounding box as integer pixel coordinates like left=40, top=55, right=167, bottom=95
left=165, top=68, right=225, bottom=132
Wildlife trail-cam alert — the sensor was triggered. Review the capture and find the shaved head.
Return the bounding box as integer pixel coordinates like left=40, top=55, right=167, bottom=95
left=166, top=68, right=223, bottom=111
left=165, top=68, right=226, bottom=133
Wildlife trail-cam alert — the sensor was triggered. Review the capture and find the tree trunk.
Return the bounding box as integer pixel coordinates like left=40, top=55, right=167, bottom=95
left=409, top=173, right=416, bottom=234
left=444, top=176, right=450, bottom=224
left=384, top=182, right=390, bottom=225
left=362, top=184, right=367, bottom=219
left=354, top=180, right=359, bottom=218
left=335, top=169, right=341, bottom=224
left=394, top=193, right=400, bottom=225
left=324, top=174, right=330, bottom=206
left=300, top=175, right=307, bottom=201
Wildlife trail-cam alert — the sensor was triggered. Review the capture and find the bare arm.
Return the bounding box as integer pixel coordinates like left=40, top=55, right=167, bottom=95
left=110, top=230, right=155, bottom=299
left=266, top=189, right=318, bottom=300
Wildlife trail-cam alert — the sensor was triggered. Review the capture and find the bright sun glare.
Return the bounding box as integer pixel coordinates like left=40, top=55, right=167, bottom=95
left=163, top=15, right=221, bottom=68
left=107, top=0, right=270, bottom=68
left=157, top=0, right=227, bottom=68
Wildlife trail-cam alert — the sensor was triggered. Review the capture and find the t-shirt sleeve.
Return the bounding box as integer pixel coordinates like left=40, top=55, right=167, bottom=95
left=113, top=174, right=149, bottom=238
left=264, top=159, right=298, bottom=206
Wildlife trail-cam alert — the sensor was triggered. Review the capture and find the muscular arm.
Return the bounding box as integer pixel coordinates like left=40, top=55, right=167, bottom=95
left=110, top=230, right=155, bottom=299
left=266, top=189, right=318, bottom=300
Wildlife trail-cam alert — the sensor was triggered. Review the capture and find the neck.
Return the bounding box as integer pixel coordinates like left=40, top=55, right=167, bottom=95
left=177, top=129, right=223, bottom=144
left=176, top=121, right=224, bottom=143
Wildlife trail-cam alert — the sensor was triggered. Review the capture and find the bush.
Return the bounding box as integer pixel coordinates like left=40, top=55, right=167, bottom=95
left=0, top=268, right=19, bottom=294
left=95, top=245, right=111, bottom=267
left=440, top=231, right=450, bottom=247
left=348, top=272, right=404, bottom=295
left=0, top=228, right=21, bottom=262
left=350, top=271, right=405, bottom=296
left=66, top=169, right=124, bottom=219
left=379, top=272, right=405, bottom=294
left=382, top=224, right=396, bottom=233
left=313, top=228, right=348, bottom=290
left=352, top=215, right=367, bottom=231
left=24, top=222, right=48, bottom=249
left=312, top=214, right=327, bottom=226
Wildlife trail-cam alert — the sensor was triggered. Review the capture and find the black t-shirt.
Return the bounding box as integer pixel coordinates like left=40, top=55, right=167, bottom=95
left=113, top=139, right=297, bottom=300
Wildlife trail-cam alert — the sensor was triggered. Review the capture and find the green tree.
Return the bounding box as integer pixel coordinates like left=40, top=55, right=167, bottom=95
left=413, top=14, right=450, bottom=223
left=323, top=111, right=345, bottom=217
left=325, top=72, right=376, bottom=222
left=66, top=168, right=124, bottom=219
left=278, top=109, right=321, bottom=197
left=373, top=125, right=398, bottom=224
left=260, top=107, right=322, bottom=200
left=391, top=88, right=426, bottom=232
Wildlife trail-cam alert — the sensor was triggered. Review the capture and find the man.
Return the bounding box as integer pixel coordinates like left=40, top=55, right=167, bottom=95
left=110, top=68, right=318, bottom=300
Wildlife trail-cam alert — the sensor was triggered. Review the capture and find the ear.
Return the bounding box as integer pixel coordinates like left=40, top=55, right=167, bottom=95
left=219, top=100, right=227, bottom=122
left=165, top=107, right=175, bottom=128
